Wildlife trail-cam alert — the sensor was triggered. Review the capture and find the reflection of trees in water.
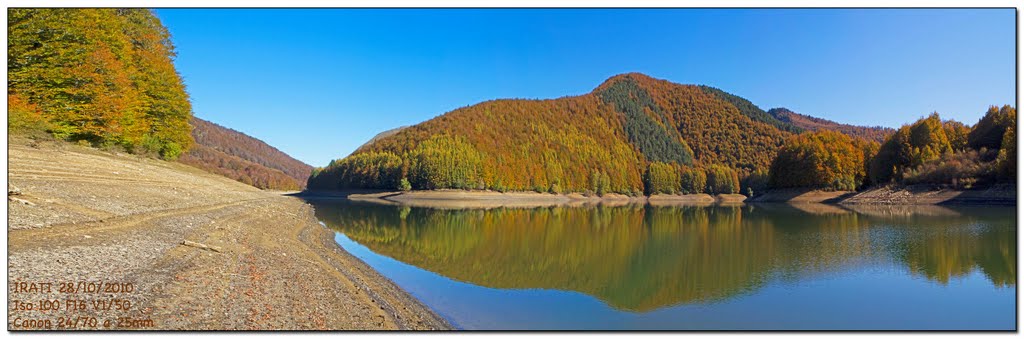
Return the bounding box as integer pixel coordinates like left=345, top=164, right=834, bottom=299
left=312, top=201, right=1015, bottom=312
left=869, top=207, right=1016, bottom=287
left=817, top=204, right=1017, bottom=287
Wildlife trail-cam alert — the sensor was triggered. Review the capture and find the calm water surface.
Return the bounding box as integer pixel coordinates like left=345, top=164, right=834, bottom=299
left=308, top=200, right=1016, bottom=330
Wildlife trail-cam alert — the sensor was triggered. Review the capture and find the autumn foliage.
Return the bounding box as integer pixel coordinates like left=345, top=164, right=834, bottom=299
left=9, top=9, right=193, bottom=159
left=868, top=108, right=1016, bottom=188
left=8, top=94, right=50, bottom=137
left=769, top=131, right=875, bottom=191
left=773, top=107, right=1016, bottom=191
left=309, top=73, right=796, bottom=194
left=870, top=113, right=955, bottom=184
left=308, top=73, right=1015, bottom=194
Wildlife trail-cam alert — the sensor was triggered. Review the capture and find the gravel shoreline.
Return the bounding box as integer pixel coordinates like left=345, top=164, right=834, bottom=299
left=7, top=138, right=451, bottom=330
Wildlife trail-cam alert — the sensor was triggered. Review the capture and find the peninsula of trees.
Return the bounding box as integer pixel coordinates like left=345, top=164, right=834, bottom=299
left=308, top=73, right=1015, bottom=196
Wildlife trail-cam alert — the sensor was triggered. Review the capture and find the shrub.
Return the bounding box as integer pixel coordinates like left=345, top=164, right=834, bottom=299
left=902, top=150, right=995, bottom=188
left=161, top=142, right=184, bottom=160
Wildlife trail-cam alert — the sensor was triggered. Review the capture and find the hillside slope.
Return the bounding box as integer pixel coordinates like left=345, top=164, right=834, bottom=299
left=180, top=117, right=313, bottom=190
left=309, top=73, right=883, bottom=194
left=767, top=107, right=894, bottom=143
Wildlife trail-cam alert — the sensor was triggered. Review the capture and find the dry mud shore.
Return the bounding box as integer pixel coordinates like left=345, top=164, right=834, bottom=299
left=302, top=190, right=747, bottom=209
left=748, top=186, right=1016, bottom=205
left=7, top=138, right=450, bottom=330
left=304, top=184, right=1013, bottom=208
left=837, top=184, right=1016, bottom=206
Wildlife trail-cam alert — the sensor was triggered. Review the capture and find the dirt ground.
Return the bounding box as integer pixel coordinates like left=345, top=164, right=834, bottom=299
left=7, top=138, right=451, bottom=330
left=837, top=184, right=1016, bottom=205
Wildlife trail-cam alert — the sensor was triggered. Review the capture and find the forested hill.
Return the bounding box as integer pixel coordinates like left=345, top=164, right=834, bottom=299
left=767, top=107, right=894, bottom=143
left=308, top=73, right=804, bottom=193
left=180, top=117, right=313, bottom=190
left=309, top=73, right=1014, bottom=195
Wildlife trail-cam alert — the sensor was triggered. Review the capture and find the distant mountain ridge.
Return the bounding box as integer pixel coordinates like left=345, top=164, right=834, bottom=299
left=181, top=117, right=313, bottom=190
left=767, top=107, right=894, bottom=143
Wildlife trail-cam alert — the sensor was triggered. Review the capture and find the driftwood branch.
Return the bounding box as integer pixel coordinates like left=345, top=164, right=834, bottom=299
left=9, top=196, right=34, bottom=206
left=181, top=240, right=223, bottom=253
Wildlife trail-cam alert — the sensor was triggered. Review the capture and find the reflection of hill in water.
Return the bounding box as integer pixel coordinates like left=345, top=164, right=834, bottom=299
left=312, top=201, right=1015, bottom=312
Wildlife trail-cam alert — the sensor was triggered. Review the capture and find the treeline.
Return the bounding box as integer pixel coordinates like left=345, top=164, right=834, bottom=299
left=769, top=105, right=1016, bottom=191
left=180, top=117, right=313, bottom=190
left=643, top=162, right=740, bottom=195
left=9, top=9, right=193, bottom=159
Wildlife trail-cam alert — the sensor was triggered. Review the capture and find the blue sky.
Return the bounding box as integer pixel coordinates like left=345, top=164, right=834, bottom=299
left=155, top=9, right=1016, bottom=167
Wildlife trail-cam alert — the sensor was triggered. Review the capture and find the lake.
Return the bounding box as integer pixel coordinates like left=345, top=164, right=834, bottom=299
left=308, top=200, right=1016, bottom=330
